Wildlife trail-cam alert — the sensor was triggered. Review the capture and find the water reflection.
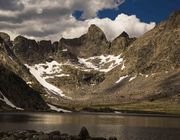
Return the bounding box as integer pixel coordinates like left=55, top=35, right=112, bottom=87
left=0, top=113, right=180, bottom=140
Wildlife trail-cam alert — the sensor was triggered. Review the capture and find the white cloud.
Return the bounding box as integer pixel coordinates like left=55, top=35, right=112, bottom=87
left=62, top=14, right=156, bottom=41
left=1, top=14, right=155, bottom=41
left=20, top=0, right=124, bottom=19
left=70, top=0, right=125, bottom=18
left=0, top=0, right=155, bottom=41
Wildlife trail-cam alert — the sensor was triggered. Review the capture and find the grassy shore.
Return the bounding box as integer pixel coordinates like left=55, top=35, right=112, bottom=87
left=85, top=101, right=180, bottom=115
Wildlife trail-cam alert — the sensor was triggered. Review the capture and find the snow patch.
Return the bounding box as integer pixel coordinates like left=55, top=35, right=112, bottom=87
left=139, top=73, right=143, bottom=76
left=44, top=74, right=70, bottom=80
left=0, top=91, right=24, bottom=110
left=78, top=55, right=124, bottom=73
left=78, top=58, right=98, bottom=70
left=25, top=64, right=71, bottom=99
left=129, top=75, right=137, bottom=82
left=28, top=61, right=72, bottom=80
left=48, top=96, right=59, bottom=100
left=8, top=56, right=13, bottom=61
left=62, top=49, right=68, bottom=52
left=27, top=81, right=32, bottom=85
left=121, top=61, right=126, bottom=70
left=115, top=75, right=129, bottom=83
left=33, top=61, right=63, bottom=75
left=114, top=111, right=122, bottom=114
left=47, top=103, right=71, bottom=113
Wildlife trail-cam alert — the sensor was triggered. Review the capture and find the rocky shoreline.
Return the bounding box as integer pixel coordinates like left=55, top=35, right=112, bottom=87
left=0, top=127, right=117, bottom=140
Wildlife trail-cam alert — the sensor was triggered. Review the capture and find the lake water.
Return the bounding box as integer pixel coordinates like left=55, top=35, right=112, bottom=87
left=0, top=112, right=180, bottom=140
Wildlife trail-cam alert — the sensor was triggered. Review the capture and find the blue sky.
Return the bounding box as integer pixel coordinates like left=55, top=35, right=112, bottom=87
left=73, top=0, right=180, bottom=23
left=98, top=0, right=180, bottom=23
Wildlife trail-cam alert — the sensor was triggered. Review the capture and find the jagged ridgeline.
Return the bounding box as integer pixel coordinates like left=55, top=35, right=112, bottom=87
left=0, top=11, right=179, bottom=112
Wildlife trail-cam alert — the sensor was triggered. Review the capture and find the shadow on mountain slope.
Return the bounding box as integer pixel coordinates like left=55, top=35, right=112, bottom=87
left=0, top=65, right=49, bottom=111
left=142, top=71, right=180, bottom=101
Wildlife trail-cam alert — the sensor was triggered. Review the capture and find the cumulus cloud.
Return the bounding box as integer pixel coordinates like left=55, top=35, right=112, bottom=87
left=69, top=0, right=124, bottom=18
left=62, top=14, right=156, bottom=41
left=20, top=0, right=123, bottom=19
left=0, top=0, right=155, bottom=41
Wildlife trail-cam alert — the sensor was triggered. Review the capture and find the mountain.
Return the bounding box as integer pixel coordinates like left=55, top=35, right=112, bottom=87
left=0, top=34, right=49, bottom=111
left=59, top=24, right=110, bottom=58
left=0, top=11, right=179, bottom=113
left=94, top=11, right=180, bottom=104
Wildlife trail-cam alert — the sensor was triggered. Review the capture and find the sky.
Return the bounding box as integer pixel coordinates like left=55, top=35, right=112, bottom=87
left=0, top=0, right=179, bottom=41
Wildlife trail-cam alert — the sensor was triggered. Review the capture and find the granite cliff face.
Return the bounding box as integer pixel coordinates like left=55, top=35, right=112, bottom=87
left=0, top=11, right=179, bottom=113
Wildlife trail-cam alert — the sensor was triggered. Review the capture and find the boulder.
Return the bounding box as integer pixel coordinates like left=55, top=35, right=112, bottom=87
left=78, top=127, right=90, bottom=139
left=49, top=130, right=61, bottom=136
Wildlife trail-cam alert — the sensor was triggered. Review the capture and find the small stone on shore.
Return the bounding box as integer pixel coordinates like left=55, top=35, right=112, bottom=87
left=0, top=127, right=117, bottom=140
left=79, top=126, right=90, bottom=139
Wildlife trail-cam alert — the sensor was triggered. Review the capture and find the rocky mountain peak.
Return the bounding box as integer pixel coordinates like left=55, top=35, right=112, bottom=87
left=14, top=35, right=37, bottom=46
left=169, top=10, right=180, bottom=22
left=164, top=10, right=180, bottom=29
left=110, top=31, right=134, bottom=54
left=119, top=31, right=129, bottom=38
left=13, top=35, right=38, bottom=53
left=14, top=35, right=25, bottom=41
left=88, top=24, right=103, bottom=33
left=13, top=36, right=52, bottom=64
left=87, top=24, right=108, bottom=43
left=0, top=32, right=10, bottom=43
left=57, top=24, right=110, bottom=58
